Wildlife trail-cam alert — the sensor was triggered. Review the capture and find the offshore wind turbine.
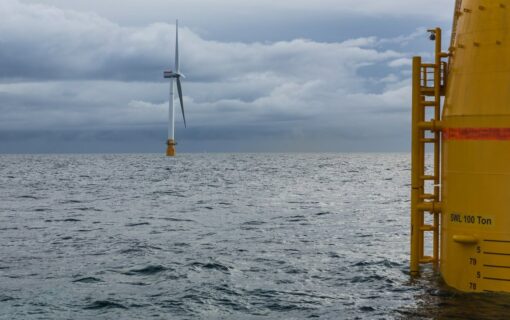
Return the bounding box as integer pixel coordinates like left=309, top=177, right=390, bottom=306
left=163, top=20, right=186, bottom=157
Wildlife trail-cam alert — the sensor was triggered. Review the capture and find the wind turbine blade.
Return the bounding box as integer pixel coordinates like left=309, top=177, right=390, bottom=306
left=175, top=19, right=179, bottom=73
left=176, top=77, right=186, bottom=128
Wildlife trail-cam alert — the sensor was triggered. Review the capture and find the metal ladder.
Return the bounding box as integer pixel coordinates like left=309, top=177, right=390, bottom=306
left=410, top=28, right=448, bottom=275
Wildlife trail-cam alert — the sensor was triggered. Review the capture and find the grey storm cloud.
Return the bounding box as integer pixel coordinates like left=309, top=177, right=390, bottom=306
left=0, top=1, right=400, bottom=83
left=0, top=0, right=454, bottom=153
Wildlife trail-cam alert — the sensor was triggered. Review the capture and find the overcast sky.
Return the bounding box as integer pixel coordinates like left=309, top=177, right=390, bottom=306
left=0, top=0, right=454, bottom=153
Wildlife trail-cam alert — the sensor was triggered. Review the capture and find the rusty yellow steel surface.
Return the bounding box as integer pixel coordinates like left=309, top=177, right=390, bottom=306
left=441, top=0, right=510, bottom=292
left=166, top=139, right=176, bottom=157
left=410, top=56, right=422, bottom=275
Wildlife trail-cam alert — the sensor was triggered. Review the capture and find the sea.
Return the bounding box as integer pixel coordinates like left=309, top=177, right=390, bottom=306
left=1, top=153, right=510, bottom=319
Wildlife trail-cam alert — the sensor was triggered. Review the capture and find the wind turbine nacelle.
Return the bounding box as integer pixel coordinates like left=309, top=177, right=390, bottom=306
left=164, top=70, right=177, bottom=78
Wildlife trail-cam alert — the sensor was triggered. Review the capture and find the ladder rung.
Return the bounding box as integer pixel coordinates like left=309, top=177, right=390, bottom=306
left=420, top=224, right=435, bottom=231
left=419, top=256, right=436, bottom=264
left=419, top=193, right=435, bottom=199
left=420, top=89, right=435, bottom=97
left=421, top=63, right=436, bottom=68
left=420, top=138, right=436, bottom=143
left=420, top=175, right=436, bottom=181
left=422, top=101, right=436, bottom=107
left=417, top=121, right=442, bottom=131
left=416, top=201, right=442, bottom=213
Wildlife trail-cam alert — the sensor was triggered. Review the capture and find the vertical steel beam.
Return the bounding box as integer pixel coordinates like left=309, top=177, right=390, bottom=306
left=411, top=56, right=422, bottom=275
left=433, top=28, right=442, bottom=269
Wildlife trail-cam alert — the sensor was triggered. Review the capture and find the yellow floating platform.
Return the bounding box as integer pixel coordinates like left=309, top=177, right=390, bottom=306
left=411, top=0, right=510, bottom=293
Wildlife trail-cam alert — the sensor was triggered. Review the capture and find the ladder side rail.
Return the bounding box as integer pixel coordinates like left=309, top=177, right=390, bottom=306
left=419, top=96, right=426, bottom=263
left=433, top=28, right=443, bottom=269
left=411, top=56, right=424, bottom=275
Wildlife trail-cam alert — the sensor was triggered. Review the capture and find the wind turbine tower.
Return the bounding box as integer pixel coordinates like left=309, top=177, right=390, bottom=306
left=163, top=20, right=186, bottom=157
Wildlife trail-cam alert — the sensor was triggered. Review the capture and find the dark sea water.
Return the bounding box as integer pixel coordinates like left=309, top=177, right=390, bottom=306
left=1, top=153, right=510, bottom=319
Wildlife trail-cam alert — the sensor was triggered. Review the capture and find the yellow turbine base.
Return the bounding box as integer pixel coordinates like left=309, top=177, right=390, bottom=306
left=166, top=139, right=176, bottom=157
left=439, top=0, right=510, bottom=293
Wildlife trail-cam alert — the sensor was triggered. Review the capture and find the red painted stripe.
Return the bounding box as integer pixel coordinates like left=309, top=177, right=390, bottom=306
left=443, top=128, right=510, bottom=141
